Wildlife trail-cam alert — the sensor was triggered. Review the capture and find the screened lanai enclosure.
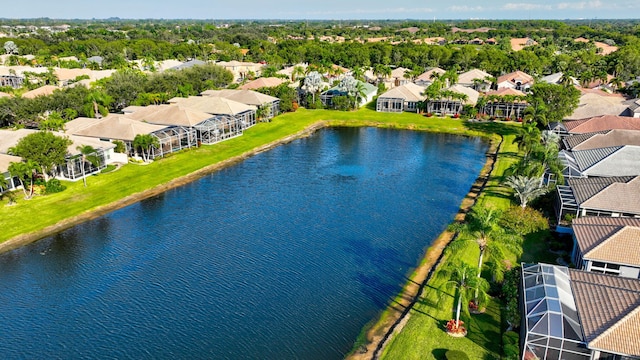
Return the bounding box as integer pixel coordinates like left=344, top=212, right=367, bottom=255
left=58, top=149, right=107, bottom=181
left=123, top=126, right=197, bottom=160
left=521, top=263, right=592, bottom=360
left=195, top=115, right=243, bottom=145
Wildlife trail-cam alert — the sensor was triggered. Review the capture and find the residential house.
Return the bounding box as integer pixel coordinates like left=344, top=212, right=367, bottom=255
left=0, top=67, right=23, bottom=88
left=556, top=176, right=640, bottom=220
left=21, top=85, right=58, bottom=99
left=623, top=98, right=640, bottom=118
left=125, top=104, right=235, bottom=145
left=170, top=59, right=207, bottom=71
left=539, top=72, right=580, bottom=87
left=496, top=70, right=534, bottom=92
left=552, top=115, right=640, bottom=136
left=277, top=63, right=308, bottom=82
left=319, top=80, right=377, bottom=109
left=0, top=153, right=22, bottom=192
left=558, top=145, right=640, bottom=178
left=456, top=69, right=492, bottom=91
left=571, top=217, right=640, bottom=279
left=565, top=90, right=629, bottom=121
left=414, top=67, right=446, bottom=87
left=215, top=60, right=264, bottom=82
left=66, top=114, right=191, bottom=160
left=240, top=77, right=286, bottom=90
left=480, top=88, right=528, bottom=119
left=200, top=89, right=279, bottom=120
left=510, top=37, right=537, bottom=51
left=168, top=96, right=257, bottom=128
left=425, top=84, right=479, bottom=116
left=376, top=83, right=426, bottom=113
left=0, top=128, right=116, bottom=181
left=521, top=263, right=640, bottom=360
left=562, top=129, right=640, bottom=151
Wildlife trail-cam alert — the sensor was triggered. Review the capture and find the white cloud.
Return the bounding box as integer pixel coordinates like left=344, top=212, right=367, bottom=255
left=502, top=3, right=553, bottom=11
left=556, top=1, right=603, bottom=9
left=304, top=7, right=434, bottom=16
left=448, top=5, right=484, bottom=12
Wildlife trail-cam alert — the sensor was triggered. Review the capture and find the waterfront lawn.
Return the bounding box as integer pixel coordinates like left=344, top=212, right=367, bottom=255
left=381, top=126, right=538, bottom=360
left=0, top=108, right=495, bottom=244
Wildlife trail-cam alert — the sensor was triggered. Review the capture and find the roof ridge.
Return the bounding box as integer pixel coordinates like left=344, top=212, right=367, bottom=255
left=589, top=305, right=640, bottom=355
left=584, top=226, right=640, bottom=258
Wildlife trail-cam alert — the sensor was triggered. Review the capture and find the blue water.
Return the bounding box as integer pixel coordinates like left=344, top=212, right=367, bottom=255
left=0, top=127, right=487, bottom=359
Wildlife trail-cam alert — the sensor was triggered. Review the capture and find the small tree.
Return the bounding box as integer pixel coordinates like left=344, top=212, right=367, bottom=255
left=504, top=175, right=549, bottom=209
left=437, top=261, right=489, bottom=334
left=9, top=131, right=72, bottom=181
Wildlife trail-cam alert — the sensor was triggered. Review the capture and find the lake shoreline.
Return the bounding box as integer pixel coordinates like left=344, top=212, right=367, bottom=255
left=0, top=120, right=329, bottom=255
left=346, top=133, right=501, bottom=360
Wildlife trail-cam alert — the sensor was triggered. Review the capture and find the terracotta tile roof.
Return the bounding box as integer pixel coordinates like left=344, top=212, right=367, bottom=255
left=510, top=37, right=537, bottom=51
left=564, top=115, right=640, bottom=134
left=582, top=176, right=640, bottom=215
left=585, top=226, right=640, bottom=266
left=569, top=269, right=640, bottom=356
left=594, top=41, right=619, bottom=56
left=497, top=70, right=534, bottom=86
left=573, top=217, right=640, bottom=255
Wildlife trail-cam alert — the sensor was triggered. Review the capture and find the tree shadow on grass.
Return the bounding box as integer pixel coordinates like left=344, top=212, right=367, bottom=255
left=463, top=121, right=521, bottom=136
left=432, top=348, right=449, bottom=360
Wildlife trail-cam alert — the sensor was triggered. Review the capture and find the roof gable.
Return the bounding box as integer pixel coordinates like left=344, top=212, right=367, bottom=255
left=567, top=176, right=635, bottom=204
left=572, top=146, right=622, bottom=171
left=569, top=269, right=640, bottom=356
left=585, top=226, right=640, bottom=266
left=573, top=129, right=640, bottom=150
left=572, top=217, right=640, bottom=255
left=581, top=177, right=640, bottom=214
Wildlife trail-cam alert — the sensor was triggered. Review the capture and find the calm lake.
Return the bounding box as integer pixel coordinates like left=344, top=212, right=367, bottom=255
left=0, top=127, right=487, bottom=359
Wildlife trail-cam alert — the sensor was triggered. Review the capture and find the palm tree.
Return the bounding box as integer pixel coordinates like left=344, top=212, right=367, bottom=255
left=514, top=123, right=542, bottom=158
left=523, top=103, right=548, bottom=127
left=76, top=145, right=101, bottom=187
left=449, top=207, right=519, bottom=283
left=291, top=65, right=306, bottom=82
left=437, top=261, right=489, bottom=333
left=133, top=134, right=160, bottom=162
left=8, top=160, right=38, bottom=199
left=84, top=91, right=113, bottom=119
left=504, top=175, right=549, bottom=209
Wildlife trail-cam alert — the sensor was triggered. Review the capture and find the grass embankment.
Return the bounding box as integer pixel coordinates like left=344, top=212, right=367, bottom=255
left=379, top=124, right=555, bottom=359
left=0, top=108, right=492, bottom=250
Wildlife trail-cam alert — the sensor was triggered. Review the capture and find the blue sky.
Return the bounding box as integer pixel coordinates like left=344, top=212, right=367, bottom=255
left=4, top=0, right=640, bottom=20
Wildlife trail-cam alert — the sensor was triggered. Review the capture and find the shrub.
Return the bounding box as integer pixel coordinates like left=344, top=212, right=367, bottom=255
left=113, top=140, right=126, bottom=154
left=45, top=179, right=66, bottom=194
left=445, top=350, right=469, bottom=360
left=501, top=268, right=522, bottom=328
left=499, top=206, right=548, bottom=236
left=100, top=164, right=116, bottom=174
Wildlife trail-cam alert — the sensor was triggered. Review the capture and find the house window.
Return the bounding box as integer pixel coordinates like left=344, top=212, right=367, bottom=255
left=590, top=261, right=621, bottom=276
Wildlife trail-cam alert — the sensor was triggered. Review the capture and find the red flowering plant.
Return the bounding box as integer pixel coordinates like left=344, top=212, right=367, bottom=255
left=446, top=319, right=465, bottom=333
left=453, top=113, right=460, bottom=118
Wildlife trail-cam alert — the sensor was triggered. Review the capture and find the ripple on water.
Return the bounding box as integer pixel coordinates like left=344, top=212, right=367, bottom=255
left=0, top=128, right=487, bottom=360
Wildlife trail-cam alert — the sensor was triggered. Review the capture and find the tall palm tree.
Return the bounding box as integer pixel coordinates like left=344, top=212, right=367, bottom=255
left=437, top=261, right=489, bottom=332
left=8, top=160, right=38, bottom=199
left=133, top=134, right=160, bottom=162
left=514, top=123, right=542, bottom=158
left=449, top=207, right=519, bottom=283
left=504, top=175, right=549, bottom=209
left=76, top=145, right=101, bottom=187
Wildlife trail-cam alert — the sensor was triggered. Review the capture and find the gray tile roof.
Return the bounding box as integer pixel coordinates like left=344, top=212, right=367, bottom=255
left=572, top=146, right=622, bottom=171
left=582, top=176, right=640, bottom=214
left=563, top=130, right=609, bottom=150
left=567, top=176, right=635, bottom=204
